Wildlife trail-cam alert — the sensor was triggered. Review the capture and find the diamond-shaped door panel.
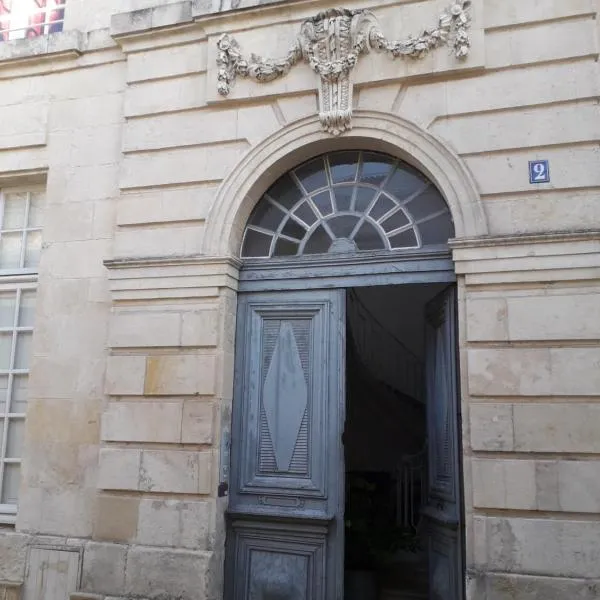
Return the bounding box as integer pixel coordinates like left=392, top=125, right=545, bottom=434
left=262, top=322, right=309, bottom=472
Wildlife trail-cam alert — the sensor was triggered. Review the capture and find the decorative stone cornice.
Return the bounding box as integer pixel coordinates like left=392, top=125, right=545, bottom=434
left=451, top=231, right=600, bottom=286
left=216, top=2, right=471, bottom=134
left=104, top=255, right=242, bottom=301
left=0, top=30, right=83, bottom=69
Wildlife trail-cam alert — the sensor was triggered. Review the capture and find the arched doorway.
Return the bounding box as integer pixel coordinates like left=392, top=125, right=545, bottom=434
left=225, top=150, right=463, bottom=600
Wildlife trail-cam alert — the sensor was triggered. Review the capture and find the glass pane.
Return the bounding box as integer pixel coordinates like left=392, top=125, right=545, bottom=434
left=405, top=187, right=448, bottom=222
left=389, top=228, right=419, bottom=249
left=0, top=419, right=3, bottom=452
left=1, top=463, right=20, bottom=505
left=15, top=332, right=32, bottom=370
left=0, top=333, right=12, bottom=370
left=328, top=152, right=359, bottom=184
left=333, top=186, right=354, bottom=212
left=293, top=202, right=318, bottom=227
left=0, top=293, right=16, bottom=328
left=417, top=212, right=455, bottom=245
left=248, top=202, right=285, bottom=233
left=354, top=187, right=377, bottom=213
left=385, top=165, right=428, bottom=202
left=28, top=192, right=44, bottom=227
left=0, top=232, right=23, bottom=269
left=359, top=153, right=394, bottom=186
left=354, top=221, right=385, bottom=251
left=27, top=192, right=44, bottom=227
left=0, top=376, right=8, bottom=414
left=311, top=191, right=333, bottom=217
left=327, top=215, right=360, bottom=239
left=241, top=229, right=273, bottom=258
left=294, top=158, right=327, bottom=193
left=24, top=230, right=42, bottom=268
left=381, top=209, right=410, bottom=233
left=281, top=218, right=306, bottom=241
left=267, top=174, right=304, bottom=211
left=369, top=195, right=396, bottom=221
left=2, top=193, right=27, bottom=230
left=273, top=238, right=299, bottom=257
left=303, top=225, right=332, bottom=255
left=6, top=418, right=25, bottom=459
left=12, top=375, right=27, bottom=414
left=18, top=290, right=36, bottom=327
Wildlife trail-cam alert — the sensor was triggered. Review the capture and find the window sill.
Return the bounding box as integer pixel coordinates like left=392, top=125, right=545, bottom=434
left=0, top=30, right=83, bottom=67
left=0, top=505, right=17, bottom=526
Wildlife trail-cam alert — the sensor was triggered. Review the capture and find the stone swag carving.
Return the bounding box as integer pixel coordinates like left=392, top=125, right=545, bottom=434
left=216, top=2, right=471, bottom=135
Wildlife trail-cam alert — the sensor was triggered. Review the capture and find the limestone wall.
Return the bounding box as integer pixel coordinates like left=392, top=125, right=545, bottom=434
left=0, top=0, right=598, bottom=599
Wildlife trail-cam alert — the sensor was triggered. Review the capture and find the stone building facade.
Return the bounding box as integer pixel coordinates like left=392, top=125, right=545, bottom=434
left=0, top=0, right=599, bottom=599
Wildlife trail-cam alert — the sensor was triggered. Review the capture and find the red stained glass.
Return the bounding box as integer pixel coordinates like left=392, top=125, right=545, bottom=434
left=0, top=0, right=64, bottom=41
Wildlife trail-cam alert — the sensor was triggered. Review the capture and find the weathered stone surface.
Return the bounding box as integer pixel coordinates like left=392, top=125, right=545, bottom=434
left=93, top=495, right=139, bottom=543
left=136, top=498, right=212, bottom=549
left=468, top=348, right=600, bottom=396
left=101, top=401, right=183, bottom=443
left=108, top=312, right=180, bottom=348
left=144, top=354, right=216, bottom=395
left=81, top=542, right=127, bottom=597
left=181, top=401, right=214, bottom=444
left=0, top=533, right=28, bottom=581
left=98, top=448, right=141, bottom=491
left=479, top=571, right=600, bottom=600
left=124, top=546, right=211, bottom=600
left=469, top=404, right=514, bottom=451
left=478, top=517, right=600, bottom=578
left=104, top=356, right=146, bottom=396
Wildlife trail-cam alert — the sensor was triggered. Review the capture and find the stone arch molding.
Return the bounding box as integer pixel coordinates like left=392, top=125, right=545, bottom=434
left=203, top=111, right=488, bottom=258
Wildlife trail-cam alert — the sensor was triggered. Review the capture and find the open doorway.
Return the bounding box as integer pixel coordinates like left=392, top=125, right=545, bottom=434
left=344, top=283, right=451, bottom=600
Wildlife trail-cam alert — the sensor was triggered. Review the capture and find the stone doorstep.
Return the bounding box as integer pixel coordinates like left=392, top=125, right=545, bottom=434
left=0, top=581, right=22, bottom=600
left=70, top=595, right=149, bottom=600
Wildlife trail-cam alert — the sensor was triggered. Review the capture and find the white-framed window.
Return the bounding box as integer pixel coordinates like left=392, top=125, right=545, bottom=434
left=0, top=188, right=42, bottom=525
left=0, top=0, right=65, bottom=42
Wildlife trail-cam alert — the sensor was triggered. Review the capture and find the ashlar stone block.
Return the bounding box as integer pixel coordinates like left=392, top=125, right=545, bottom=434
left=0, top=532, right=28, bottom=581
left=105, top=355, right=146, bottom=396
left=81, top=542, right=127, bottom=597
left=181, top=401, right=214, bottom=444
left=124, top=546, right=211, bottom=600
left=144, top=354, right=216, bottom=395
left=514, top=404, right=600, bottom=453
left=469, top=404, right=514, bottom=451
left=139, top=449, right=213, bottom=494
left=101, top=401, right=183, bottom=443
left=98, top=448, right=141, bottom=491
left=481, top=517, right=600, bottom=577
left=181, top=309, right=219, bottom=347
left=108, top=312, right=180, bottom=348
left=136, top=498, right=212, bottom=549
left=93, top=494, right=139, bottom=543
left=472, top=458, right=536, bottom=510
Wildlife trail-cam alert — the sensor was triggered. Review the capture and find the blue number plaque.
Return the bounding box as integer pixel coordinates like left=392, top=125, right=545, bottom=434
left=529, top=160, right=550, bottom=184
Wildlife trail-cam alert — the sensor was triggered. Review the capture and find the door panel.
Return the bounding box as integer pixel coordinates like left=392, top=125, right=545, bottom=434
left=226, top=289, right=345, bottom=600
left=423, top=286, right=463, bottom=600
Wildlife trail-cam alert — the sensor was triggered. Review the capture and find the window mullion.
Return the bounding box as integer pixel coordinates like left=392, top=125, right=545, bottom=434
left=19, top=193, right=31, bottom=269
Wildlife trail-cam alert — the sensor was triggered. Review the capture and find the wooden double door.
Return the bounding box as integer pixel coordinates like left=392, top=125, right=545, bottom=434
left=225, top=285, right=463, bottom=600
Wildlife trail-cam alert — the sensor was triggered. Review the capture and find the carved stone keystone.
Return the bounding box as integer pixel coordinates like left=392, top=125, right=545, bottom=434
left=216, top=2, right=472, bottom=135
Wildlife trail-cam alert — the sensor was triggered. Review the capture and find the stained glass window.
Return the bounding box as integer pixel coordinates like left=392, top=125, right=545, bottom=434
left=0, top=0, right=65, bottom=42
left=241, top=151, right=454, bottom=259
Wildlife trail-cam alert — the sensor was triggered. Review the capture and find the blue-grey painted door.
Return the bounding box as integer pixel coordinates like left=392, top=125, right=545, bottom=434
left=423, top=286, right=463, bottom=600
left=226, top=289, right=345, bottom=600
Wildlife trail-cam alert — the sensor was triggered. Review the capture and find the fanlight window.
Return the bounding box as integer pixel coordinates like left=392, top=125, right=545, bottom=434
left=241, top=151, right=454, bottom=259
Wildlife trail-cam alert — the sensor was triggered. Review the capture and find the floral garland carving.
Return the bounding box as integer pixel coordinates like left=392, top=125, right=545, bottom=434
left=216, top=2, right=471, bottom=134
